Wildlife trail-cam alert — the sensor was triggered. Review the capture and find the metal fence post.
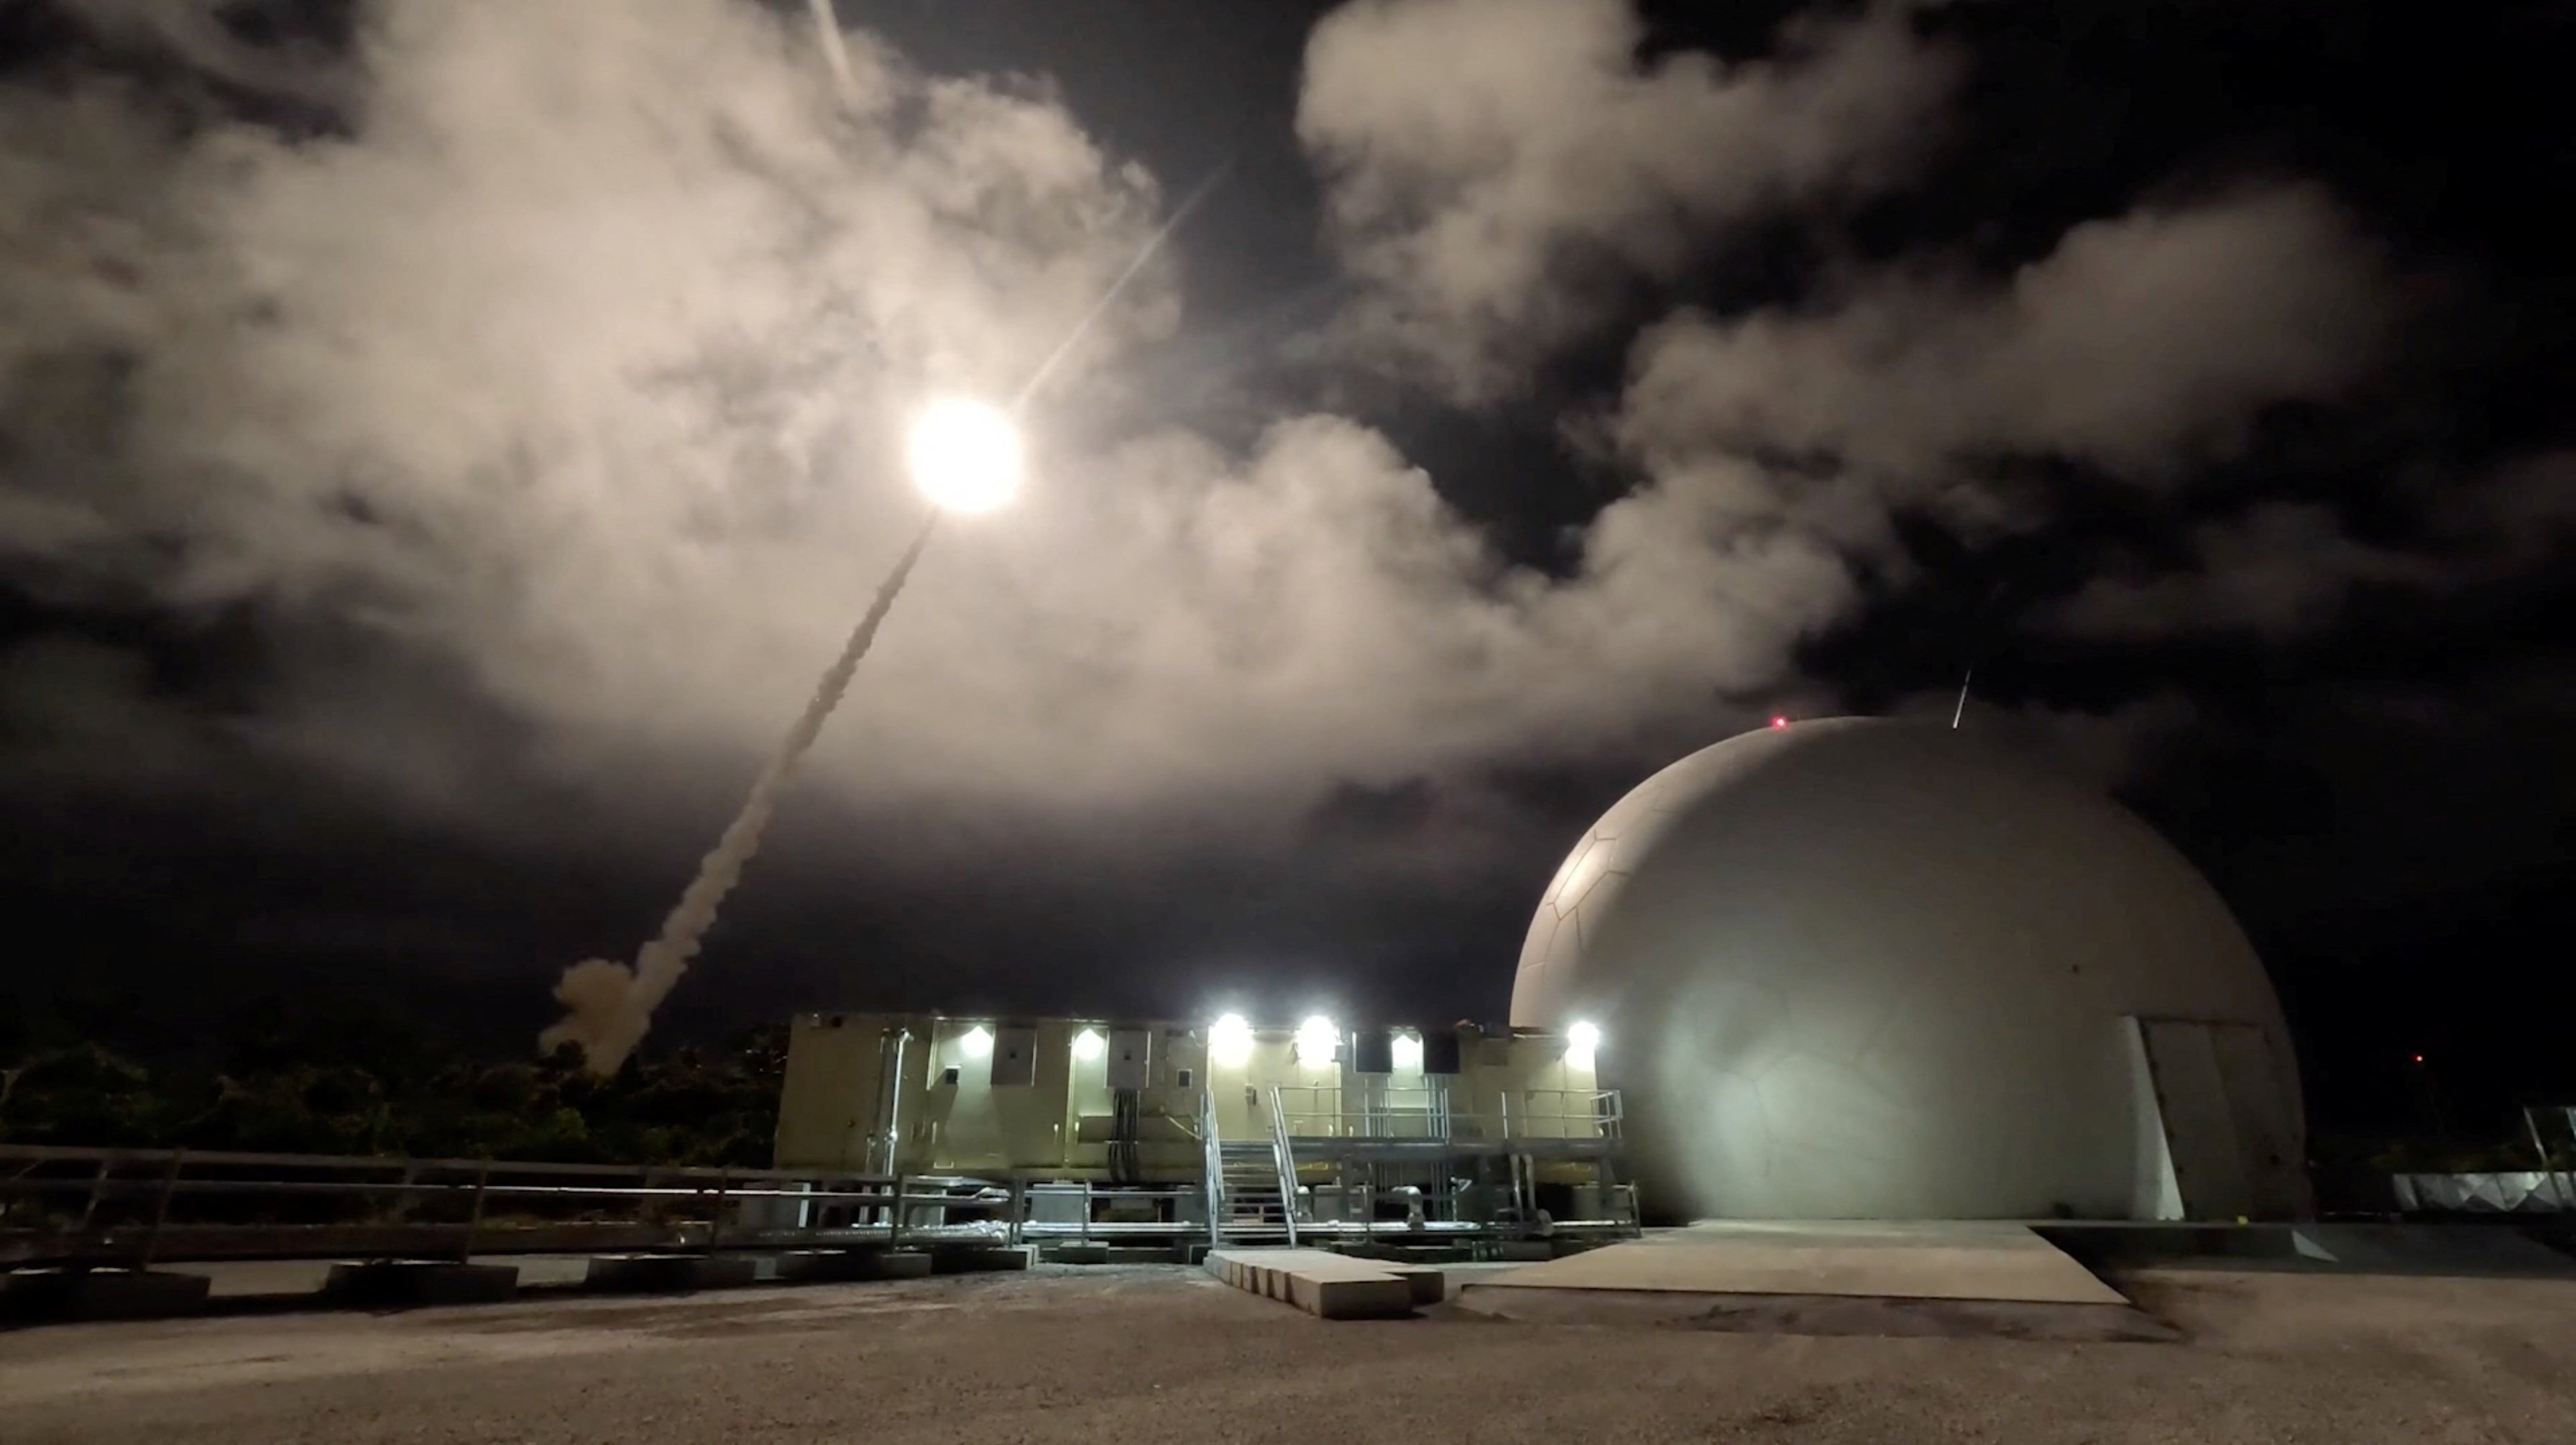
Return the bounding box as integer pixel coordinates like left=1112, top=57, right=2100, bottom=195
left=706, top=1168, right=731, bottom=1254
left=75, top=1157, right=109, bottom=1233
left=137, top=1148, right=184, bottom=1268
left=458, top=1161, right=491, bottom=1263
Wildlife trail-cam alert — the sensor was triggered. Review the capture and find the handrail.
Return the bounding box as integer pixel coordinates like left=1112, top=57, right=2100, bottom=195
left=1263, top=1086, right=1302, bottom=1247
left=0, top=1144, right=1008, bottom=1268
left=1266, top=1086, right=1622, bottom=1141
left=1197, top=1085, right=1225, bottom=1248
left=0, top=1143, right=967, bottom=1186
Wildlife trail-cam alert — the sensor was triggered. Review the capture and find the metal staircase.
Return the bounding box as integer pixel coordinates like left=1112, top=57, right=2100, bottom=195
left=1216, top=1140, right=1295, bottom=1242
left=1198, top=1085, right=1303, bottom=1246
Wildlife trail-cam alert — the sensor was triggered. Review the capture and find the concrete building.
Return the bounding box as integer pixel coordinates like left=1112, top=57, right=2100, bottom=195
left=1510, top=717, right=2309, bottom=1224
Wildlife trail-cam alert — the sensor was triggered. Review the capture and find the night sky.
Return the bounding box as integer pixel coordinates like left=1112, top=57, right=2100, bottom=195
left=1, top=1, right=2569, bottom=1139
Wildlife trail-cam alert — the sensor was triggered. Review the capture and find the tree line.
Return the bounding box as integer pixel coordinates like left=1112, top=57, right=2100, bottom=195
left=0, top=1015, right=785, bottom=1168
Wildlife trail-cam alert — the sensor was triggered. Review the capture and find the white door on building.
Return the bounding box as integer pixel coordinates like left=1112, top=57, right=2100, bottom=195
left=2135, top=1017, right=2307, bottom=1220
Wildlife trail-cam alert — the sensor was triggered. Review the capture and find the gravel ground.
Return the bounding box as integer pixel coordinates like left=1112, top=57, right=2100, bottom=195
left=4, top=1263, right=2572, bottom=1443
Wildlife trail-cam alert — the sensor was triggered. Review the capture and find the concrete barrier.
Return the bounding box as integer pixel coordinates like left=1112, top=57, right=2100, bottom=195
left=1205, top=1249, right=1438, bottom=1319
left=323, top=1261, right=520, bottom=1308
left=1, top=1267, right=211, bottom=1322
left=775, top=1249, right=934, bottom=1283
left=582, top=1254, right=759, bottom=1293
left=932, top=1245, right=1034, bottom=1273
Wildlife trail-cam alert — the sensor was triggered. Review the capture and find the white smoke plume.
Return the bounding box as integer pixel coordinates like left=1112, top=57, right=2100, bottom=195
left=806, top=0, right=857, bottom=100
left=543, top=515, right=937, bottom=1072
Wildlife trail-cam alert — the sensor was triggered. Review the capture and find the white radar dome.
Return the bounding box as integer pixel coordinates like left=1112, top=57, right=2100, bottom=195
left=1511, top=718, right=2306, bottom=1222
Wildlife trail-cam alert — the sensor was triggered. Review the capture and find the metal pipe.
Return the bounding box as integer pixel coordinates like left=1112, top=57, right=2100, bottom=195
left=0, top=1142, right=958, bottom=1182
left=884, top=1028, right=911, bottom=1176
left=706, top=1168, right=730, bottom=1254
left=2524, top=1107, right=2572, bottom=1211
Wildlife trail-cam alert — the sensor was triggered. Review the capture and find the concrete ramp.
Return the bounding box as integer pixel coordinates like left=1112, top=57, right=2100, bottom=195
left=1205, top=1249, right=1441, bottom=1319
left=1453, top=1223, right=2171, bottom=1340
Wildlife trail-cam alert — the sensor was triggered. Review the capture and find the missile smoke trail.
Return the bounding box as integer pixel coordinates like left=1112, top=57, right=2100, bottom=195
left=806, top=0, right=856, bottom=101
left=541, top=515, right=937, bottom=1073
left=542, top=6, right=1230, bottom=1073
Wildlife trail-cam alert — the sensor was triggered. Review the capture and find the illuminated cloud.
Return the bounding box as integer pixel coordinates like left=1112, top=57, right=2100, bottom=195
left=1299, top=0, right=1959, bottom=401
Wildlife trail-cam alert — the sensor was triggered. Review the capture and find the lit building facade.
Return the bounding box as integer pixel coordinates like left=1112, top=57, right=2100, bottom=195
left=776, top=1014, right=1632, bottom=1244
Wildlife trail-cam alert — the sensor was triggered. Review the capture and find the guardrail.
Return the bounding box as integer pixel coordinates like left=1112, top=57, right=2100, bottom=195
left=1197, top=1088, right=1225, bottom=1247
left=1268, top=1086, right=1622, bottom=1142
left=0, top=1144, right=1007, bottom=1268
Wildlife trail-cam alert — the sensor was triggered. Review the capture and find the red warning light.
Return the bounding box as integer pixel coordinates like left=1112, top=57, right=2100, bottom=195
left=1770, top=715, right=1789, bottom=729
left=2411, top=1053, right=2425, bottom=1064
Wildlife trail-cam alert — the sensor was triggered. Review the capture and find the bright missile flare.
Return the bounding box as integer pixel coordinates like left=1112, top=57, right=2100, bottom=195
left=906, top=397, right=1023, bottom=515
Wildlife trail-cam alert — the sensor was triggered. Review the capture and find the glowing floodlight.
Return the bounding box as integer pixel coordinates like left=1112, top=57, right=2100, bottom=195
left=1208, top=1013, right=1254, bottom=1069
left=1390, top=1031, right=1424, bottom=1073
left=1294, top=1015, right=1340, bottom=1068
left=960, top=1024, right=993, bottom=1058
left=1565, top=1019, right=1601, bottom=1070
left=906, top=396, right=1023, bottom=514
left=1072, top=1027, right=1105, bottom=1062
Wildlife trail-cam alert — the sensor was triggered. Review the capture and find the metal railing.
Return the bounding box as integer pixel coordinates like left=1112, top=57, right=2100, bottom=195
left=2523, top=1106, right=2576, bottom=1211
left=1264, top=1089, right=1303, bottom=1246
left=1015, top=1182, right=1208, bottom=1241
left=1268, top=1086, right=1622, bottom=1142
left=0, top=1144, right=1006, bottom=1269
left=1197, top=1088, right=1226, bottom=1247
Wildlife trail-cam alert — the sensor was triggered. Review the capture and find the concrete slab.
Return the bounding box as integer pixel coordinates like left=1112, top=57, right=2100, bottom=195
left=1, top=1268, right=211, bottom=1322
left=2301, top=1223, right=2576, bottom=1275
left=2036, top=1222, right=2309, bottom=1268
left=1205, top=1249, right=1434, bottom=1320
left=323, top=1262, right=518, bottom=1308
left=932, top=1245, right=1034, bottom=1273
left=1466, top=1221, right=2127, bottom=1305
left=1455, top=1286, right=2177, bottom=1341
left=1446, top=1221, right=2166, bottom=1340
left=1389, top=1263, right=1445, bottom=1307
left=581, top=1254, right=759, bottom=1293
left=2036, top=1221, right=2576, bottom=1278
left=1044, top=1242, right=1111, bottom=1265
left=772, top=1249, right=933, bottom=1283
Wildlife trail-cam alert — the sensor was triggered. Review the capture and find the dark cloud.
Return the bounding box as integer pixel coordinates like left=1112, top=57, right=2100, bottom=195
left=2045, top=454, right=2576, bottom=641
